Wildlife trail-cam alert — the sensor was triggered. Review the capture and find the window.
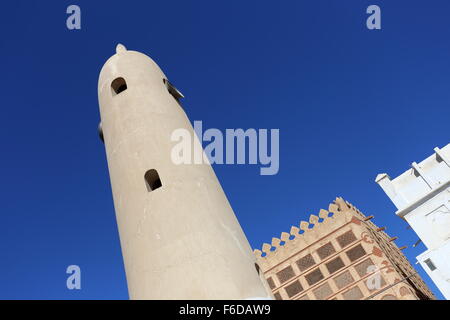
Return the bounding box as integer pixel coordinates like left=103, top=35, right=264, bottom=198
left=333, top=270, right=354, bottom=289
left=276, top=266, right=295, bottom=284
left=255, top=263, right=260, bottom=275
left=98, top=122, right=104, bottom=143
left=424, top=258, right=437, bottom=271
left=342, top=286, right=364, bottom=300
left=273, top=292, right=282, bottom=300
left=266, top=277, right=276, bottom=290
left=111, top=77, right=127, bottom=95
left=337, top=230, right=357, bottom=248
left=163, top=79, right=184, bottom=101
left=313, top=282, right=333, bottom=300
left=144, top=169, right=162, bottom=192
left=345, top=244, right=366, bottom=262
left=354, top=258, right=375, bottom=277
left=285, top=281, right=303, bottom=298
left=325, top=257, right=345, bottom=275
left=296, top=254, right=316, bottom=272
left=317, top=242, right=336, bottom=260
left=305, top=268, right=324, bottom=286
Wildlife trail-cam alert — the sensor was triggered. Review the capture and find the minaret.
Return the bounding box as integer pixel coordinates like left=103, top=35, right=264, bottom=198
left=97, top=44, right=270, bottom=299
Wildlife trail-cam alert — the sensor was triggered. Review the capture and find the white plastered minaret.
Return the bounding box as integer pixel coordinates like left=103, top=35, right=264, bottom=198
left=97, top=44, right=270, bottom=300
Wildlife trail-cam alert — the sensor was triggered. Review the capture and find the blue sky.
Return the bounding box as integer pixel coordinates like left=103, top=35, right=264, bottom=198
left=0, top=0, right=448, bottom=299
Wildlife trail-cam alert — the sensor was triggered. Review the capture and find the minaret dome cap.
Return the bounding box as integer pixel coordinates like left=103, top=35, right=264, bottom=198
left=116, top=43, right=127, bottom=54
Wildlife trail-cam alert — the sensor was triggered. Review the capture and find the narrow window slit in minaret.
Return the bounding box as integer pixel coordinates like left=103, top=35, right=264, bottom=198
left=111, top=77, right=128, bottom=95
left=163, top=78, right=184, bottom=101
left=144, top=169, right=162, bottom=192
left=255, top=263, right=260, bottom=275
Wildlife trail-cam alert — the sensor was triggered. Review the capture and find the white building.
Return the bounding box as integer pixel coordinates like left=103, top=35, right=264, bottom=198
left=376, top=143, right=450, bottom=299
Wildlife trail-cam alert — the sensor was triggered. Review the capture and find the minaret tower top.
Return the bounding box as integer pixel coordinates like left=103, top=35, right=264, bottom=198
left=116, top=43, right=127, bottom=54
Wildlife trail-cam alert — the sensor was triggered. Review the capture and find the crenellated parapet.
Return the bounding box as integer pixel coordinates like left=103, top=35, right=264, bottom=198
left=254, top=197, right=355, bottom=266
left=254, top=197, right=435, bottom=300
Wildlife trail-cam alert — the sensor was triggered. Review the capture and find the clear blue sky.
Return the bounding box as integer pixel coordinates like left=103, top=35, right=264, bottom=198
left=0, top=0, right=448, bottom=299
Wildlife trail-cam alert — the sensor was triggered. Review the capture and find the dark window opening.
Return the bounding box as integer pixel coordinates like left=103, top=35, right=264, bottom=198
left=305, top=268, right=324, bottom=286
left=163, top=78, right=184, bottom=101
left=285, top=281, right=303, bottom=298
left=266, top=277, right=276, bottom=290
left=296, top=254, right=316, bottom=272
left=424, top=258, right=437, bottom=271
left=345, top=244, right=366, bottom=262
left=144, top=169, right=162, bottom=192
left=276, top=266, right=295, bottom=284
left=98, top=122, right=104, bottom=143
left=317, top=242, right=336, bottom=260
left=337, top=230, right=357, bottom=248
left=326, top=257, right=345, bottom=275
left=111, top=77, right=127, bottom=95
left=255, top=263, right=260, bottom=275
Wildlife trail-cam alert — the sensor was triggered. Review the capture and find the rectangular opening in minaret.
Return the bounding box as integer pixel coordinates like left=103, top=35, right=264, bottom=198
left=145, top=169, right=162, bottom=192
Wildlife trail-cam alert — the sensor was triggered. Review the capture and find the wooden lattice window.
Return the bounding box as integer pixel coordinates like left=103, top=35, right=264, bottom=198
left=317, top=242, right=336, bottom=260
left=337, top=230, right=357, bottom=248
left=296, top=254, right=316, bottom=272
left=354, top=258, right=375, bottom=277
left=333, top=270, right=354, bottom=289
left=345, top=244, right=366, bottom=262
left=313, top=282, right=333, bottom=300
left=285, top=280, right=304, bottom=298
left=326, top=257, right=345, bottom=275
left=305, top=268, right=324, bottom=286
left=276, top=266, right=295, bottom=284
left=273, top=292, right=283, bottom=300
left=342, top=285, right=364, bottom=300
left=266, top=277, right=276, bottom=289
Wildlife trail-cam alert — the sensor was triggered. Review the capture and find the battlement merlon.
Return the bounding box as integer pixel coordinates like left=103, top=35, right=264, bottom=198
left=375, top=143, right=450, bottom=218
left=254, top=197, right=368, bottom=262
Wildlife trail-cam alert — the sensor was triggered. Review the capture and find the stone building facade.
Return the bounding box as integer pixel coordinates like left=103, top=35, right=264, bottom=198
left=254, top=198, right=435, bottom=300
